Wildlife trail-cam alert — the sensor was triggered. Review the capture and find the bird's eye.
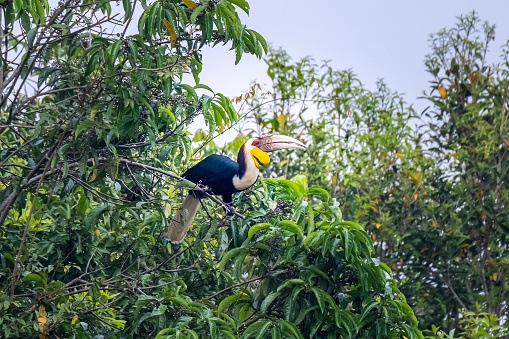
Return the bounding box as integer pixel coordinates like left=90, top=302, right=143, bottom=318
left=251, top=139, right=260, bottom=147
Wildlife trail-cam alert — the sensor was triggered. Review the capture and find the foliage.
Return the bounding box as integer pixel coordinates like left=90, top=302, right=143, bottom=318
left=239, top=13, right=509, bottom=337
left=0, top=0, right=421, bottom=338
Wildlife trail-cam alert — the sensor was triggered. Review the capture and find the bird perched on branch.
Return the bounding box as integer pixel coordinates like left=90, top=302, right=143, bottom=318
left=165, top=134, right=306, bottom=243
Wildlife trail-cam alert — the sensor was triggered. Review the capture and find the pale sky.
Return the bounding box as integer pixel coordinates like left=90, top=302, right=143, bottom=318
left=197, top=1, right=509, bottom=116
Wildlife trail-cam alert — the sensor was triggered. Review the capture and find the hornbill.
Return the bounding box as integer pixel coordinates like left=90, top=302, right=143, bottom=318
left=165, top=134, right=306, bottom=243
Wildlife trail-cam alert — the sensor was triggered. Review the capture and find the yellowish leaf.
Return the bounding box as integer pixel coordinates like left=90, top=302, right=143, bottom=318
left=89, top=168, right=98, bottom=182
left=413, top=192, right=418, bottom=200
left=244, top=255, right=254, bottom=263
left=371, top=233, right=376, bottom=240
left=95, top=229, right=100, bottom=238
left=486, top=259, right=496, bottom=266
left=393, top=153, right=403, bottom=157
left=469, top=71, right=479, bottom=87
left=188, top=237, right=194, bottom=242
left=504, top=139, right=509, bottom=147
left=423, top=293, right=429, bottom=297
left=182, top=0, right=198, bottom=8
left=491, top=272, right=498, bottom=281
left=438, top=86, right=447, bottom=98
left=459, top=243, right=470, bottom=248
left=39, top=334, right=46, bottom=339
left=114, top=161, right=119, bottom=179
left=420, top=247, right=428, bottom=253
left=330, top=175, right=336, bottom=185
left=37, top=305, right=47, bottom=329
left=481, top=213, right=487, bottom=219
left=163, top=19, right=177, bottom=49
left=410, top=174, right=421, bottom=186
left=374, top=223, right=382, bottom=229
left=71, top=314, right=78, bottom=325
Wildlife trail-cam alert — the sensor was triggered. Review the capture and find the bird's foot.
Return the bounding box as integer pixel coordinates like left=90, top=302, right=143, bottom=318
left=199, top=184, right=214, bottom=194
left=224, top=203, right=236, bottom=216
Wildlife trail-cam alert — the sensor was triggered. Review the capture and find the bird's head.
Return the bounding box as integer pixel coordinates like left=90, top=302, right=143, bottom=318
left=244, top=134, right=307, bottom=169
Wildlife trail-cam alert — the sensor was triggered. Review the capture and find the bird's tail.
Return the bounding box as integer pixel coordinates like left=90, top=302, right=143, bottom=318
left=165, top=192, right=201, bottom=244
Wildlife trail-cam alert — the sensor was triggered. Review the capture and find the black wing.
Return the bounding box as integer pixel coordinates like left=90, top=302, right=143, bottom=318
left=182, top=154, right=239, bottom=196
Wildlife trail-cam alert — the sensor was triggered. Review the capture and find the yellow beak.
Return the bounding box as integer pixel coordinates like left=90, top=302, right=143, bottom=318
left=250, top=147, right=270, bottom=168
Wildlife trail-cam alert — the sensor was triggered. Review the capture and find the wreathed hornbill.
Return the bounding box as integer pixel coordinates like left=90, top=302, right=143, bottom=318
left=165, top=134, right=306, bottom=243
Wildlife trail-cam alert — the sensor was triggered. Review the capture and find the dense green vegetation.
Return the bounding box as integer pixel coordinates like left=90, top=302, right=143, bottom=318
left=239, top=13, right=509, bottom=338
left=1, top=0, right=507, bottom=337
left=0, top=0, right=424, bottom=338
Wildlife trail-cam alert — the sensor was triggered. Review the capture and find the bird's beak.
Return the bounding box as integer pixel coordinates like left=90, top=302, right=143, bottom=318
left=258, top=134, right=307, bottom=152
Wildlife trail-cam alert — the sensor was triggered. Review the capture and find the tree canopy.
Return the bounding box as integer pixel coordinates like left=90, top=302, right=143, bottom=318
left=0, top=0, right=424, bottom=338
left=237, top=12, right=509, bottom=338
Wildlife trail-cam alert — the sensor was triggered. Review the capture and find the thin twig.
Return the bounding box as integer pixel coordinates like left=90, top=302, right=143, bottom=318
left=208, top=274, right=270, bottom=300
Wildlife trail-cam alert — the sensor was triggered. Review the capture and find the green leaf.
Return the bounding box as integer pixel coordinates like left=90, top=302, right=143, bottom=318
left=278, top=220, right=303, bottom=237
left=21, top=273, right=43, bottom=284
left=277, top=279, right=306, bottom=292
left=85, top=205, right=108, bottom=228
left=216, top=93, right=237, bottom=122
left=334, top=307, right=342, bottom=328
left=311, top=287, right=325, bottom=313
left=248, top=223, right=271, bottom=238
left=190, top=4, right=207, bottom=23
left=34, top=0, right=45, bottom=23
left=201, top=95, right=214, bottom=134
left=343, top=229, right=353, bottom=260
left=194, top=84, right=214, bottom=92
left=122, top=0, right=132, bottom=22
left=180, top=84, right=198, bottom=101
left=228, top=0, right=249, bottom=14
left=13, top=0, right=22, bottom=14
left=219, top=248, right=247, bottom=270
left=260, top=292, right=279, bottom=314
left=284, top=286, right=304, bottom=321
left=242, top=320, right=270, bottom=339
left=278, top=319, right=304, bottom=339
left=212, top=102, right=230, bottom=125
left=26, top=27, right=37, bottom=48
left=75, top=119, right=95, bottom=139
left=271, top=327, right=282, bottom=339
left=359, top=300, right=379, bottom=325
left=307, top=186, right=329, bottom=202
left=255, top=320, right=271, bottom=339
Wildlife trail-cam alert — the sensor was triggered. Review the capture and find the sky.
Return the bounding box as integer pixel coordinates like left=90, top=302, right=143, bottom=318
left=195, top=1, right=509, bottom=116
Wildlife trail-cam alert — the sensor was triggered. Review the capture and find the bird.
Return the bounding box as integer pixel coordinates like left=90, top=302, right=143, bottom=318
left=165, top=134, right=306, bottom=243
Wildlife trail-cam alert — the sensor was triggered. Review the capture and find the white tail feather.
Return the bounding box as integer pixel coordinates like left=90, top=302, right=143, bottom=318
left=165, top=193, right=201, bottom=243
